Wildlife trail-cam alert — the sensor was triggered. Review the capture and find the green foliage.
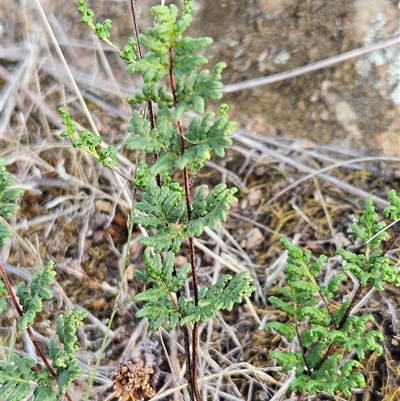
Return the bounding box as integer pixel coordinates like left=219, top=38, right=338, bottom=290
left=265, top=190, right=400, bottom=398
left=173, top=62, right=226, bottom=121
left=78, top=0, right=112, bottom=40
left=177, top=112, right=235, bottom=169
left=0, top=279, right=7, bottom=315
left=187, top=184, right=238, bottom=237
left=59, top=106, right=77, bottom=138
left=338, top=248, right=400, bottom=291
left=59, top=107, right=117, bottom=167
left=122, top=4, right=251, bottom=334
left=17, top=261, right=56, bottom=330
left=0, top=355, right=34, bottom=401
left=383, top=188, right=400, bottom=221
left=49, top=310, right=87, bottom=395
left=134, top=249, right=187, bottom=330
left=59, top=0, right=251, bottom=333
left=289, top=357, right=366, bottom=397
left=131, top=162, right=186, bottom=252
left=77, top=0, right=94, bottom=24
left=59, top=3, right=254, bottom=399
left=180, top=272, right=255, bottom=326
left=0, top=159, right=56, bottom=401
left=0, top=164, right=87, bottom=400
left=350, top=197, right=389, bottom=247
left=124, top=4, right=232, bottom=117
left=126, top=5, right=212, bottom=87
left=120, top=37, right=137, bottom=64
left=0, top=159, right=24, bottom=314
left=337, top=196, right=400, bottom=291
left=0, top=355, right=57, bottom=401
left=94, top=18, right=112, bottom=40
left=0, top=309, right=86, bottom=400
left=0, top=158, right=24, bottom=246
left=135, top=249, right=255, bottom=330
left=125, top=108, right=176, bottom=155
left=0, top=264, right=86, bottom=400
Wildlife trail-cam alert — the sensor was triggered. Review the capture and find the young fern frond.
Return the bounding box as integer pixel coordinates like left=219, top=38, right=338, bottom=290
left=0, top=158, right=24, bottom=247
left=265, top=190, right=400, bottom=398
left=77, top=0, right=121, bottom=53
left=49, top=310, right=87, bottom=395
left=59, top=107, right=118, bottom=168
left=0, top=310, right=86, bottom=401
left=0, top=158, right=25, bottom=314
left=0, top=259, right=86, bottom=401
left=384, top=189, right=400, bottom=220
left=0, top=355, right=57, bottom=401
left=16, top=261, right=56, bottom=331
left=180, top=272, right=255, bottom=326
left=0, top=159, right=87, bottom=401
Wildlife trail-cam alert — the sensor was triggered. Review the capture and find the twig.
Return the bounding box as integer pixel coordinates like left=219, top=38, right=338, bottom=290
left=223, top=36, right=400, bottom=92
left=33, top=0, right=100, bottom=136
left=234, top=134, right=399, bottom=208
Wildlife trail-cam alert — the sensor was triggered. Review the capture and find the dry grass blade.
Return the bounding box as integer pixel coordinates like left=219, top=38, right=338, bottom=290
left=223, top=36, right=400, bottom=93
left=233, top=133, right=400, bottom=207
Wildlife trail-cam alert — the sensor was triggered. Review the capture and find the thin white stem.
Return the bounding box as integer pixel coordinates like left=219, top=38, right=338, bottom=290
left=365, top=217, right=400, bottom=245
left=223, top=36, right=400, bottom=93
left=33, top=0, right=100, bottom=136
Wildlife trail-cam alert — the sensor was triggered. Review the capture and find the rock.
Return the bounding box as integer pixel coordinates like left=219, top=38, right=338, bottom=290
left=247, top=188, right=263, bottom=207
left=246, top=228, right=263, bottom=250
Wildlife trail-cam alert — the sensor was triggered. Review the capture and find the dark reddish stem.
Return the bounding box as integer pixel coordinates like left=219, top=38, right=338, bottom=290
left=168, top=46, right=200, bottom=401
left=297, top=393, right=306, bottom=401
left=0, top=263, right=73, bottom=401
left=294, top=317, right=311, bottom=374
left=314, top=223, right=400, bottom=371
left=380, top=223, right=400, bottom=257
left=338, top=223, right=400, bottom=330
left=128, top=0, right=160, bottom=187
left=128, top=0, right=143, bottom=60
left=128, top=0, right=156, bottom=131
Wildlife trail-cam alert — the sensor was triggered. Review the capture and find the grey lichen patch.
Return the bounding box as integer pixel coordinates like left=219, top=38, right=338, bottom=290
left=356, top=45, right=400, bottom=105
left=273, top=50, right=291, bottom=66
left=355, top=6, right=400, bottom=105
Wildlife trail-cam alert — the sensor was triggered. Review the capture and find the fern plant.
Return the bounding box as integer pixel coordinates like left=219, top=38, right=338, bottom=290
left=58, top=1, right=255, bottom=400
left=0, top=159, right=24, bottom=248
left=0, top=159, right=87, bottom=401
left=265, top=190, right=400, bottom=399
left=0, top=159, right=24, bottom=315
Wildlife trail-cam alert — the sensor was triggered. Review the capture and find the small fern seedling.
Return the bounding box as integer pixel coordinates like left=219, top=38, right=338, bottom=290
left=0, top=158, right=24, bottom=248
left=266, top=190, right=400, bottom=399
left=0, top=158, right=24, bottom=314
left=0, top=158, right=87, bottom=401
